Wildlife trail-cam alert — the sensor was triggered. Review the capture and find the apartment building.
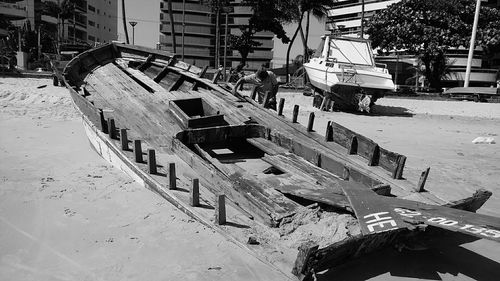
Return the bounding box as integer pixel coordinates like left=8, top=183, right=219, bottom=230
left=159, top=0, right=274, bottom=70
left=0, top=0, right=117, bottom=45
left=326, top=0, right=499, bottom=87
left=86, top=0, right=117, bottom=44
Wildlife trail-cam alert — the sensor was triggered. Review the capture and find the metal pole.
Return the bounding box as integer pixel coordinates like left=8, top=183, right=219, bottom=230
left=56, top=11, right=60, bottom=55
left=38, top=26, right=41, bottom=59
left=73, top=3, right=76, bottom=43
left=215, top=7, right=220, bottom=68
left=182, top=0, right=185, bottom=60
left=464, top=0, right=481, bottom=87
left=360, top=0, right=365, bottom=38
left=395, top=52, right=399, bottom=87
left=18, top=28, right=21, bottom=51
left=223, top=12, right=229, bottom=80
left=129, top=21, right=137, bottom=45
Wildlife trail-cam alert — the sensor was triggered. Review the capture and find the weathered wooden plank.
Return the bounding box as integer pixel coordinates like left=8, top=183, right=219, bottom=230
left=170, top=138, right=286, bottom=226
left=168, top=76, right=186, bottom=91
left=307, top=112, right=315, bottom=132
left=292, top=105, right=299, bottom=123
left=296, top=230, right=403, bottom=279
left=179, top=124, right=265, bottom=144
left=277, top=98, right=285, bottom=116
left=340, top=181, right=408, bottom=235
left=389, top=197, right=500, bottom=242
left=330, top=122, right=401, bottom=173
left=68, top=90, right=101, bottom=130
left=416, top=167, right=430, bottom=192
left=137, top=54, right=155, bottom=71
left=443, top=189, right=491, bottom=212
left=192, top=142, right=300, bottom=219
left=246, top=137, right=289, bottom=156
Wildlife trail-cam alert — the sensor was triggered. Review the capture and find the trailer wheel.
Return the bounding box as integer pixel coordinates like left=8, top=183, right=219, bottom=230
left=473, top=95, right=479, bottom=103
left=53, top=76, right=59, bottom=86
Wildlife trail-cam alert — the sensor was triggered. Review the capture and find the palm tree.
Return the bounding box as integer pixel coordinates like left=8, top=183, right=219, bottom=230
left=121, top=0, right=130, bottom=44
left=41, top=0, right=74, bottom=43
left=285, top=0, right=335, bottom=83
left=167, top=0, right=176, bottom=53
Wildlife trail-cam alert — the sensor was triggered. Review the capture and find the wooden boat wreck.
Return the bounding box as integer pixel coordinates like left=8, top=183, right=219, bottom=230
left=62, top=43, right=500, bottom=280
left=304, top=35, right=395, bottom=113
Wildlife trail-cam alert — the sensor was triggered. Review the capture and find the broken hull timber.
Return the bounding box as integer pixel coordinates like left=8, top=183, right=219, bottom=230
left=63, top=43, right=499, bottom=280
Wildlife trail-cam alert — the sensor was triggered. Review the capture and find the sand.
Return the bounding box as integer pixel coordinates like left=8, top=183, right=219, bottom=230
left=1, top=77, right=499, bottom=280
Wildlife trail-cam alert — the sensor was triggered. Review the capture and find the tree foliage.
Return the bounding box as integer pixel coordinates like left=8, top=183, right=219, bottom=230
left=366, top=0, right=500, bottom=89
left=284, top=0, right=336, bottom=82
left=245, top=0, right=297, bottom=44
left=227, top=27, right=261, bottom=67
left=202, top=0, right=295, bottom=66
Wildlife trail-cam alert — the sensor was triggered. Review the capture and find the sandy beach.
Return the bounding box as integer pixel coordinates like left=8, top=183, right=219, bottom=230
left=1, top=77, right=499, bottom=280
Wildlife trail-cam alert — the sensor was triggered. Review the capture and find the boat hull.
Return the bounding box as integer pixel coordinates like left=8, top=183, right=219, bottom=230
left=60, top=42, right=498, bottom=281
left=304, top=61, right=395, bottom=112
left=304, top=63, right=395, bottom=93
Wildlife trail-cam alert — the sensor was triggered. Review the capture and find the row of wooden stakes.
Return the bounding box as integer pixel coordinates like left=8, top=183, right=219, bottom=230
left=260, top=95, right=430, bottom=193
left=99, top=112, right=227, bottom=225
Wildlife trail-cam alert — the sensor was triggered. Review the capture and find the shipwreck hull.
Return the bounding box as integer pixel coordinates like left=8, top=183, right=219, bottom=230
left=62, top=43, right=499, bottom=280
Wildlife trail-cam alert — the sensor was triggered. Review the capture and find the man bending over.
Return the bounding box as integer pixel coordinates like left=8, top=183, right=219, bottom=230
left=232, top=68, right=279, bottom=110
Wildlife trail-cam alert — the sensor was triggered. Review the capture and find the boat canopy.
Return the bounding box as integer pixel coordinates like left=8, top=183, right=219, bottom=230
left=327, top=38, right=374, bottom=66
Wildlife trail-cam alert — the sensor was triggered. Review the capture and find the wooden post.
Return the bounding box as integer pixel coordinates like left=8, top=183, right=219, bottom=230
left=292, top=105, right=299, bottom=123
left=211, top=69, right=221, bottom=83
left=292, top=241, right=319, bottom=278
left=250, top=87, right=258, bottom=100
left=314, top=151, right=321, bottom=167
left=368, top=144, right=380, bottom=166
left=82, top=87, right=90, bottom=96
left=394, top=155, right=406, bottom=179
left=120, top=129, right=128, bottom=150
left=342, top=165, right=350, bottom=180
left=198, top=65, right=209, bottom=78
left=169, top=163, right=176, bottom=190
left=99, top=109, right=108, bottom=134
left=108, top=118, right=116, bottom=139
left=262, top=91, right=271, bottom=108
left=148, top=149, right=157, bottom=174
left=277, top=98, right=285, bottom=116
left=348, top=136, right=358, bottom=155
left=215, top=194, right=226, bottom=225
left=134, top=140, right=143, bottom=163
left=416, top=167, right=430, bottom=192
left=325, top=121, right=333, bottom=142
left=191, top=178, right=200, bottom=207
left=307, top=112, right=315, bottom=132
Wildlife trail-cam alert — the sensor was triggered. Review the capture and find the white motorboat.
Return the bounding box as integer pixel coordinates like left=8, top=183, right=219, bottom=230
left=304, top=35, right=395, bottom=112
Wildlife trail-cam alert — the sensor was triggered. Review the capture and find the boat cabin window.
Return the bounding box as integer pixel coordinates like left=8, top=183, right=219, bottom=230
left=328, top=39, right=374, bottom=66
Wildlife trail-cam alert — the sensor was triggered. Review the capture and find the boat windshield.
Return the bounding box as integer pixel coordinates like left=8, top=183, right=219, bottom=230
left=328, top=38, right=374, bottom=66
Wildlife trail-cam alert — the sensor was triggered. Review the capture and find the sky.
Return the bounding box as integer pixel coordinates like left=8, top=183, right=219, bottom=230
left=117, top=0, right=161, bottom=48
left=117, top=0, right=326, bottom=68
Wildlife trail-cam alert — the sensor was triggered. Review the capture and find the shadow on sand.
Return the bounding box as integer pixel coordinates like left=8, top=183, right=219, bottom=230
left=370, top=104, right=415, bottom=117
left=316, top=240, right=500, bottom=281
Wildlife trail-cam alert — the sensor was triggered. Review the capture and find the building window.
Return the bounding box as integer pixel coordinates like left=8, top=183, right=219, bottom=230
left=88, top=35, right=95, bottom=41
left=88, top=20, right=95, bottom=27
left=88, top=5, right=95, bottom=12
